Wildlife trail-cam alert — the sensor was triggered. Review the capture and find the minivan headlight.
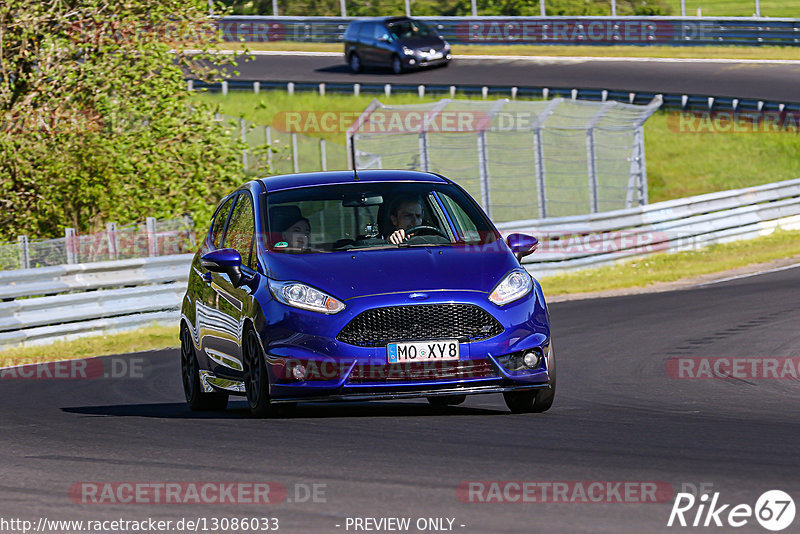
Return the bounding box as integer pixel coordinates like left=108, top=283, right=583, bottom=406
left=402, top=46, right=414, bottom=55
left=489, top=269, right=533, bottom=306
left=268, top=280, right=345, bottom=314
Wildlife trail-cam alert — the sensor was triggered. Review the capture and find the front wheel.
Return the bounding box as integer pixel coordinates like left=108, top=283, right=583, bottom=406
left=349, top=53, right=362, bottom=73
left=503, top=345, right=556, bottom=414
left=243, top=328, right=295, bottom=418
left=181, top=325, right=228, bottom=411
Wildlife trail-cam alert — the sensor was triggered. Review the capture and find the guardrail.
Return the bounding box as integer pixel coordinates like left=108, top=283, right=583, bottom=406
left=219, top=16, right=800, bottom=47
left=497, top=178, right=800, bottom=277
left=2, top=178, right=799, bottom=348
left=193, top=79, right=800, bottom=114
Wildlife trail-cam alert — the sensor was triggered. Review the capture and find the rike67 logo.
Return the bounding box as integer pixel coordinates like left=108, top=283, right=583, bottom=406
left=668, top=490, right=795, bottom=531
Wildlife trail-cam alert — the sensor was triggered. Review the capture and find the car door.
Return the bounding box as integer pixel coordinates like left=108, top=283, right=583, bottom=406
left=196, top=195, right=235, bottom=371
left=372, top=22, right=395, bottom=67
left=209, top=191, right=258, bottom=381
left=358, top=21, right=378, bottom=65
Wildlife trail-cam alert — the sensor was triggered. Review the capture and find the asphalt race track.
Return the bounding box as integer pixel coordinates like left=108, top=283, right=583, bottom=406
left=229, top=53, right=800, bottom=103
left=1, top=266, right=799, bottom=533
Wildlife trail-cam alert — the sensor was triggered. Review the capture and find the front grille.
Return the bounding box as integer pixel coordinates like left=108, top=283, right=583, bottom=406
left=347, top=359, right=497, bottom=383
left=336, top=304, right=504, bottom=347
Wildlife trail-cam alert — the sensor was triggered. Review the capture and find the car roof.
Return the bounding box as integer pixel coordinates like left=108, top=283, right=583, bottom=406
left=349, top=16, right=414, bottom=24
left=257, top=170, right=450, bottom=193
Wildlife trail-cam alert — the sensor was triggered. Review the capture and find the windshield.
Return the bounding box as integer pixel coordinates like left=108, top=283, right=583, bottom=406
left=387, top=20, right=435, bottom=40
left=264, top=182, right=498, bottom=254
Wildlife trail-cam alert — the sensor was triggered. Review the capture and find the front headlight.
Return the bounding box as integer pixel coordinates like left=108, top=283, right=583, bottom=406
left=489, top=269, right=533, bottom=306
left=402, top=46, right=414, bottom=55
left=268, top=280, right=345, bottom=314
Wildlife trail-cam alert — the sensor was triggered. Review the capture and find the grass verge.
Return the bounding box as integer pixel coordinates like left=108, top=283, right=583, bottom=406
left=539, top=228, right=800, bottom=295
left=0, top=324, right=178, bottom=366
left=215, top=41, right=800, bottom=61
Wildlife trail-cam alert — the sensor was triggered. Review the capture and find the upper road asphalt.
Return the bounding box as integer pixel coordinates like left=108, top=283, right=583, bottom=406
left=228, top=53, right=800, bottom=102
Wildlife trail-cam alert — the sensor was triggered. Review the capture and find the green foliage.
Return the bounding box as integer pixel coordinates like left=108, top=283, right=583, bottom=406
left=0, top=0, right=247, bottom=240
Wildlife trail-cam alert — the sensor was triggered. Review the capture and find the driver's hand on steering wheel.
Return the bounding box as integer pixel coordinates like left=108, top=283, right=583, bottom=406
left=388, top=229, right=406, bottom=245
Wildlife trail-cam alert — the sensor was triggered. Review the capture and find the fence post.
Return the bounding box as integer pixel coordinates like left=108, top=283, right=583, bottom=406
left=184, top=214, right=197, bottom=249
left=418, top=132, right=430, bottom=172
left=265, top=126, right=273, bottom=169
left=471, top=0, right=478, bottom=16
left=755, top=0, right=761, bottom=17
left=65, top=228, right=77, bottom=264
left=476, top=131, right=491, bottom=218
left=340, top=0, right=346, bottom=17
left=320, top=139, right=327, bottom=171
left=540, top=0, right=546, bottom=16
left=106, top=223, right=118, bottom=261
left=292, top=133, right=299, bottom=173
left=240, top=118, right=248, bottom=173
left=586, top=127, right=599, bottom=214
left=532, top=98, right=560, bottom=219
left=17, top=236, right=30, bottom=270
left=146, top=217, right=157, bottom=257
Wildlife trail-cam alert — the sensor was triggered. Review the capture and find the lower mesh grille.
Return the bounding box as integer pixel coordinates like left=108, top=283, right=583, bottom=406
left=347, top=359, right=497, bottom=383
left=336, top=304, right=504, bottom=347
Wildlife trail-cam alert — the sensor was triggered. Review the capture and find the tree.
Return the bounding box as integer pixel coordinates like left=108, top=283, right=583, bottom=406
left=0, top=0, right=246, bottom=240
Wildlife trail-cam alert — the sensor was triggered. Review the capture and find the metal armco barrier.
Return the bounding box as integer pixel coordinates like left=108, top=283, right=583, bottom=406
left=219, top=16, right=800, bottom=47
left=495, top=178, right=800, bottom=277
left=2, top=179, right=800, bottom=348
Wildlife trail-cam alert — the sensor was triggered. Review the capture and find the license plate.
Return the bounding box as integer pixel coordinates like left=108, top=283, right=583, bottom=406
left=387, top=340, right=459, bottom=363
left=426, top=52, right=443, bottom=59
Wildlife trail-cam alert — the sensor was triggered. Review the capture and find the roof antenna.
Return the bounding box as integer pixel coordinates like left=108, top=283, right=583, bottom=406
left=349, top=133, right=360, bottom=181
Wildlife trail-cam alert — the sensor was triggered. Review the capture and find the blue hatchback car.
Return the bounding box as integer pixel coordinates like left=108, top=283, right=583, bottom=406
left=180, top=170, right=554, bottom=417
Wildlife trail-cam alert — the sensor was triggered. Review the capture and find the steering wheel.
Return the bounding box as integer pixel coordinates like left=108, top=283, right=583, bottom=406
left=404, top=225, right=448, bottom=240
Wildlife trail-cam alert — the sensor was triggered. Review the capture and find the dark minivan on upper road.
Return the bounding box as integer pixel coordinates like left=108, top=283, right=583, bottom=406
left=344, top=17, right=451, bottom=74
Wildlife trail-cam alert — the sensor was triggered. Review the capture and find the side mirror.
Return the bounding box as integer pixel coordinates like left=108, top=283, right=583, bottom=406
left=378, top=34, right=390, bottom=42
left=201, top=248, right=244, bottom=286
left=506, top=233, right=539, bottom=261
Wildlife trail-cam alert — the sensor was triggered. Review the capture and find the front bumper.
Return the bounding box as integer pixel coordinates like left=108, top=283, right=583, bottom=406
left=405, top=53, right=451, bottom=69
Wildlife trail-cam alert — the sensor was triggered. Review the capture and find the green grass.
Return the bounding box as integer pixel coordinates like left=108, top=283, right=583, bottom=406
left=540, top=228, right=800, bottom=294
left=664, top=0, right=800, bottom=17
left=217, top=41, right=800, bottom=60
left=0, top=325, right=178, bottom=366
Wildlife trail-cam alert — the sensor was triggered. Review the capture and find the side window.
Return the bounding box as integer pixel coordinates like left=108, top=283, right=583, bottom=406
left=211, top=196, right=235, bottom=248
left=224, top=194, right=256, bottom=270
left=373, top=23, right=388, bottom=41
left=345, top=22, right=360, bottom=40
left=440, top=194, right=481, bottom=243
left=359, top=22, right=374, bottom=41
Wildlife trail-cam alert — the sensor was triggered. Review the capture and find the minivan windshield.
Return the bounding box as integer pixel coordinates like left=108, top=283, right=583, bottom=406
left=387, top=19, right=435, bottom=40
left=264, top=182, right=498, bottom=254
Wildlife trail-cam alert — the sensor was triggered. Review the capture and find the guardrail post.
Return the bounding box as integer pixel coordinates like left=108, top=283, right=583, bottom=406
left=354, top=83, right=360, bottom=97
left=418, top=85, right=425, bottom=99
left=384, top=84, right=391, bottom=98
left=146, top=217, right=157, bottom=257
left=17, top=236, right=30, bottom=270
left=319, top=83, right=326, bottom=96
left=253, top=81, right=260, bottom=94
left=65, top=228, right=77, bottom=264
left=320, top=139, right=327, bottom=171
left=511, top=87, right=518, bottom=100
left=187, top=79, right=193, bottom=91
left=482, top=86, right=488, bottom=99
left=292, top=133, right=299, bottom=173
left=221, top=80, right=228, bottom=96
left=449, top=86, right=456, bottom=98
left=287, top=82, right=294, bottom=96
left=106, top=223, right=118, bottom=261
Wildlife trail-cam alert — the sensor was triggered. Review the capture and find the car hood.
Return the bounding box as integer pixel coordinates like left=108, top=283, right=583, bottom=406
left=262, top=241, right=518, bottom=301
left=398, top=36, right=446, bottom=50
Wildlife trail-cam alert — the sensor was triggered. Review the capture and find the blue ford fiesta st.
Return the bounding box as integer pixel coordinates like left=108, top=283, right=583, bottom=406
left=180, top=170, right=554, bottom=417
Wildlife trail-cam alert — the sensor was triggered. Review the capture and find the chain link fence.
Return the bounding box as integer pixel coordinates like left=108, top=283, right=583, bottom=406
left=350, top=96, right=661, bottom=222
left=0, top=217, right=197, bottom=271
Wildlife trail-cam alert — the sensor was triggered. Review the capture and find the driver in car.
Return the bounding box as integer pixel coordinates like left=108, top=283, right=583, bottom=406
left=388, top=195, right=425, bottom=245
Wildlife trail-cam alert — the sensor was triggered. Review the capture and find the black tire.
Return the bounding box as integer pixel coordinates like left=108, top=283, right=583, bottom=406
left=349, top=53, right=362, bottom=73
left=181, top=325, right=228, bottom=411
left=391, top=55, right=404, bottom=74
left=243, top=327, right=295, bottom=418
left=427, top=394, right=466, bottom=406
left=503, top=345, right=556, bottom=414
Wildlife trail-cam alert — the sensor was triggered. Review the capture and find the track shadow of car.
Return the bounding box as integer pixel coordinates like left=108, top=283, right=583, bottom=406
left=62, top=401, right=508, bottom=419
left=313, top=64, right=429, bottom=76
